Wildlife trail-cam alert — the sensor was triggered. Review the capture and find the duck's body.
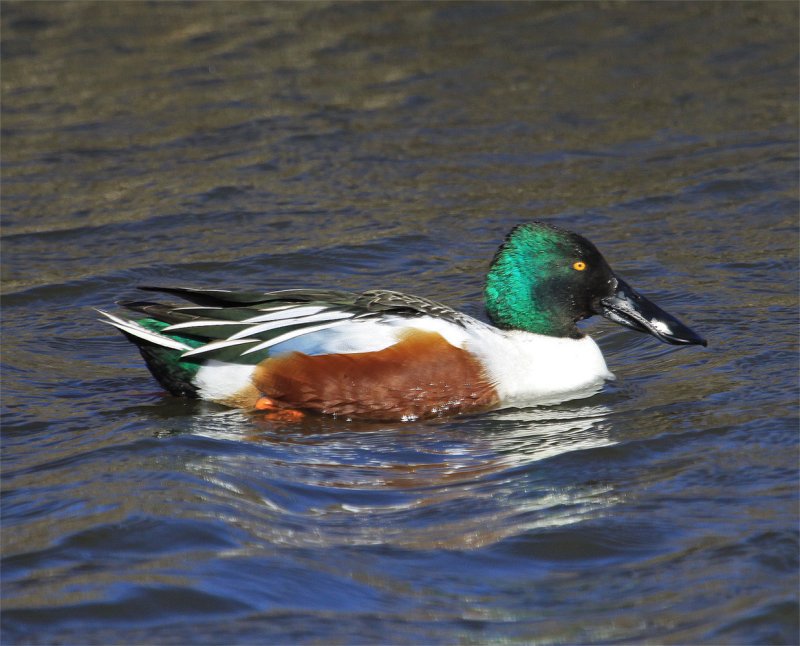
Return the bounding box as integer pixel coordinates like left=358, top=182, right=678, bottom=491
left=101, top=222, right=705, bottom=421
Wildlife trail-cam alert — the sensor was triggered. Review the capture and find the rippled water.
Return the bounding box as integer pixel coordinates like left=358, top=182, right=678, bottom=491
left=2, top=2, right=798, bottom=644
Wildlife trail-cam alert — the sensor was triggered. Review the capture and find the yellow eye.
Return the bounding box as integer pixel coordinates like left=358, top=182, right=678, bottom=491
left=572, top=261, right=587, bottom=271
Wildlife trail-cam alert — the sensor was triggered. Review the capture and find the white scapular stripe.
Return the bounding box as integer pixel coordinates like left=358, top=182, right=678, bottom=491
left=242, top=305, right=327, bottom=323
left=162, top=308, right=354, bottom=339
left=164, top=320, right=244, bottom=332
left=180, top=337, right=259, bottom=358
left=241, top=319, right=353, bottom=355
left=174, top=306, right=223, bottom=311
left=228, top=310, right=355, bottom=340
left=97, top=310, right=192, bottom=351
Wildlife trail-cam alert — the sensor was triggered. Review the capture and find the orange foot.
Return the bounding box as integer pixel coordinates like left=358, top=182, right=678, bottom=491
left=254, top=396, right=305, bottom=422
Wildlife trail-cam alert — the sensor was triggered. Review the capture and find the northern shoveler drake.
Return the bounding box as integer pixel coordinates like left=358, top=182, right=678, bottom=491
left=99, top=221, right=706, bottom=421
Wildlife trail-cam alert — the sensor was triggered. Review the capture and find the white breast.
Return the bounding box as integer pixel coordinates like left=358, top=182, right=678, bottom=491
left=464, top=327, right=614, bottom=406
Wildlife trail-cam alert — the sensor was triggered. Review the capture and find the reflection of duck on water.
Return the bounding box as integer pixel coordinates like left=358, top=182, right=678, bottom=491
left=185, top=403, right=617, bottom=550
left=100, top=222, right=705, bottom=421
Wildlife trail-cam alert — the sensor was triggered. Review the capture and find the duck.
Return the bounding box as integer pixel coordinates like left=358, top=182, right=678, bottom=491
left=99, top=221, right=706, bottom=421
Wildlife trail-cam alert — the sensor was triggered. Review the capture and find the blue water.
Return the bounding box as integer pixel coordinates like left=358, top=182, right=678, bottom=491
left=2, top=3, right=798, bottom=644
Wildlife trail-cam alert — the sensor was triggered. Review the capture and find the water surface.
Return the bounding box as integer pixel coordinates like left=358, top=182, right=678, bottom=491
left=2, top=2, right=798, bottom=644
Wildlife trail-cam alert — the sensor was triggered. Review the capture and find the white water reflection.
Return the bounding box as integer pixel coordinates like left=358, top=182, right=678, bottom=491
left=476, top=403, right=616, bottom=463
left=183, top=403, right=619, bottom=550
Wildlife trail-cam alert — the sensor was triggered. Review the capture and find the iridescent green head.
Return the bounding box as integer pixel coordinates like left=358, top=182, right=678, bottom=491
left=485, top=222, right=612, bottom=338
left=484, top=221, right=707, bottom=346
